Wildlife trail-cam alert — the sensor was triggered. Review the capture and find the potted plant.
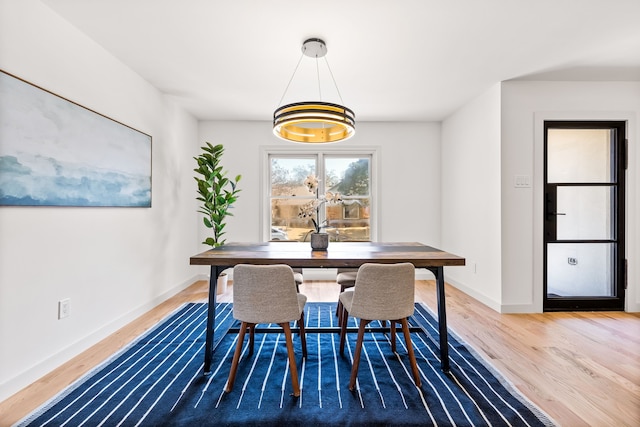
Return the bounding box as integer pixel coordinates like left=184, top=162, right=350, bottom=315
left=194, top=142, right=241, bottom=248
left=194, top=143, right=241, bottom=293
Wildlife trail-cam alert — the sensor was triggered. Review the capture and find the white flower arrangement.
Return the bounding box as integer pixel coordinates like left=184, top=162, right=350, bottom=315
left=298, top=174, right=342, bottom=233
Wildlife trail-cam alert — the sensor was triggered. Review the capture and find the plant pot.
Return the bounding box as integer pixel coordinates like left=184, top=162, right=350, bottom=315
left=310, top=232, right=329, bottom=251
left=216, top=272, right=228, bottom=295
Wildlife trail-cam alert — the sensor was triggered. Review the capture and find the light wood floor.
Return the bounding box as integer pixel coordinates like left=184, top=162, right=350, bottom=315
left=1, top=279, right=639, bottom=426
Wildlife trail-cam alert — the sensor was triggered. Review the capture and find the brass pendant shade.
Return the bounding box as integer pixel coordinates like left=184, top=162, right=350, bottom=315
left=273, top=101, right=355, bottom=144
left=273, top=38, right=355, bottom=144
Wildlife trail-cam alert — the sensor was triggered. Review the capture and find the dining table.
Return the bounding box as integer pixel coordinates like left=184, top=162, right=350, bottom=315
left=190, top=241, right=466, bottom=374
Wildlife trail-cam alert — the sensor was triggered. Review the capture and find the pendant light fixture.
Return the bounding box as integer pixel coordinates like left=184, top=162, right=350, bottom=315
left=273, top=38, right=355, bottom=144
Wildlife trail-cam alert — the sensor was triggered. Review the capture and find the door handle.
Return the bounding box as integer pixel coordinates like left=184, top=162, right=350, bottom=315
left=546, top=211, right=566, bottom=220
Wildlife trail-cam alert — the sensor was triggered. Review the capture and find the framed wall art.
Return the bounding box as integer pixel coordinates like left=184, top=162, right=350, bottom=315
left=0, top=70, right=152, bottom=207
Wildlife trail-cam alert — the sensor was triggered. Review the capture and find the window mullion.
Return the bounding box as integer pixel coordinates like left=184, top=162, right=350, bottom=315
left=317, top=153, right=325, bottom=227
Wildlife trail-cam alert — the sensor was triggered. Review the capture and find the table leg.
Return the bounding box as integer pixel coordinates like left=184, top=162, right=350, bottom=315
left=204, top=265, right=222, bottom=375
left=429, top=266, right=450, bottom=373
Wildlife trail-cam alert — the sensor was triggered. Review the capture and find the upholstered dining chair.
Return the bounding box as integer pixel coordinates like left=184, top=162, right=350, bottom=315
left=293, top=268, right=304, bottom=291
left=225, top=264, right=308, bottom=397
left=339, top=263, right=421, bottom=390
left=335, top=268, right=357, bottom=322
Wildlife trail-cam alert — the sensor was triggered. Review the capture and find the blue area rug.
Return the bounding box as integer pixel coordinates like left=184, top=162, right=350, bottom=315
left=17, top=303, right=555, bottom=426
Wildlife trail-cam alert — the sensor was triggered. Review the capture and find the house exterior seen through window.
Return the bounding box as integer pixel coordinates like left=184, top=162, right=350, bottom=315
left=269, top=153, right=371, bottom=242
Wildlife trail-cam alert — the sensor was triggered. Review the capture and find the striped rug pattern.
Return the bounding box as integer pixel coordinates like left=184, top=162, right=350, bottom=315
left=17, top=303, right=555, bottom=426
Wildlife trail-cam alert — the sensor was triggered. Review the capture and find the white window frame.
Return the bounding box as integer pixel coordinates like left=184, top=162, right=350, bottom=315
left=260, top=146, right=380, bottom=242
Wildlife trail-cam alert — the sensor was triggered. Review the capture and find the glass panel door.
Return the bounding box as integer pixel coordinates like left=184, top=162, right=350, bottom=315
left=544, top=121, right=626, bottom=311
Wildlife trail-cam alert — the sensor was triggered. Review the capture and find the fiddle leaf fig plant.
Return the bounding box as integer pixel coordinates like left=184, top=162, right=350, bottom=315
left=194, top=143, right=241, bottom=247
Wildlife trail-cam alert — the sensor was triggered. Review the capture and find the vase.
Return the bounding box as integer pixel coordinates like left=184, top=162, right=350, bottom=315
left=216, top=272, right=228, bottom=295
left=310, top=232, right=329, bottom=251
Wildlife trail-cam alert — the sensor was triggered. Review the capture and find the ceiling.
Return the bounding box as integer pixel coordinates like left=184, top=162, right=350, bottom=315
left=43, top=0, right=640, bottom=122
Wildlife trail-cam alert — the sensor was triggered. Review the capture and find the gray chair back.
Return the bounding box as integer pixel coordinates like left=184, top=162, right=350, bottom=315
left=349, top=263, right=415, bottom=320
left=232, top=264, right=303, bottom=324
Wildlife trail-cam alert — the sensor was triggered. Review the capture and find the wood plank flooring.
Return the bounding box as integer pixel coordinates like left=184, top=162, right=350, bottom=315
left=1, top=279, right=638, bottom=426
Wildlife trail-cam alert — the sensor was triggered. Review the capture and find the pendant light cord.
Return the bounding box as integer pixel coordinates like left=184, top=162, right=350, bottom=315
left=324, top=57, right=345, bottom=105
left=316, top=56, right=322, bottom=101
left=276, top=52, right=305, bottom=108
left=275, top=40, right=347, bottom=111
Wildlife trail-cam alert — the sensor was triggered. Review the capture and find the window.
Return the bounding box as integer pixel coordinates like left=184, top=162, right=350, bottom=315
left=266, top=150, right=374, bottom=242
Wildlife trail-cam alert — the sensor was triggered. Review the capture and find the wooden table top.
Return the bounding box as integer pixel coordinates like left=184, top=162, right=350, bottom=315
left=190, top=241, right=465, bottom=269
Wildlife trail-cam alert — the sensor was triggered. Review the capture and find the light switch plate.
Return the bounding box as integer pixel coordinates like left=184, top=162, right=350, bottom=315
left=514, top=175, right=531, bottom=188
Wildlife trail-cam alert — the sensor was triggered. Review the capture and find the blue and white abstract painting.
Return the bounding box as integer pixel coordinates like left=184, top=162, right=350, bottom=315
left=0, top=71, right=151, bottom=207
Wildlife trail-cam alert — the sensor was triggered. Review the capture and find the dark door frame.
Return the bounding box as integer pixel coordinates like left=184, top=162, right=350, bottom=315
left=543, top=120, right=627, bottom=311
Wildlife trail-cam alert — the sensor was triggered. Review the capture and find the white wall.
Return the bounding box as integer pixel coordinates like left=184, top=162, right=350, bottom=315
left=196, top=121, right=443, bottom=278
left=441, top=84, right=503, bottom=310
left=501, top=81, right=639, bottom=312
left=0, top=0, right=199, bottom=401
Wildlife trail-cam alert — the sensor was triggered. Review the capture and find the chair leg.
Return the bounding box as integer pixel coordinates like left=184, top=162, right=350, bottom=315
left=225, top=321, right=249, bottom=393
left=401, top=318, right=421, bottom=387
left=297, top=310, right=304, bottom=337
left=281, top=322, right=301, bottom=397
left=335, top=285, right=346, bottom=317
left=248, top=324, right=255, bottom=357
left=349, top=319, right=370, bottom=391
left=298, top=311, right=307, bottom=358
left=339, top=305, right=349, bottom=355
left=390, top=320, right=397, bottom=352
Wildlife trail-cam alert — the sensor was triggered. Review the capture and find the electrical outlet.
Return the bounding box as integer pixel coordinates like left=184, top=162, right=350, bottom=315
left=58, top=298, right=70, bottom=319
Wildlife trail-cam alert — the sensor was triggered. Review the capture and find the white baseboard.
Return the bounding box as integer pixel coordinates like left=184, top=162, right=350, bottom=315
left=627, top=301, right=640, bottom=312
left=0, top=276, right=198, bottom=403
left=443, top=276, right=503, bottom=313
